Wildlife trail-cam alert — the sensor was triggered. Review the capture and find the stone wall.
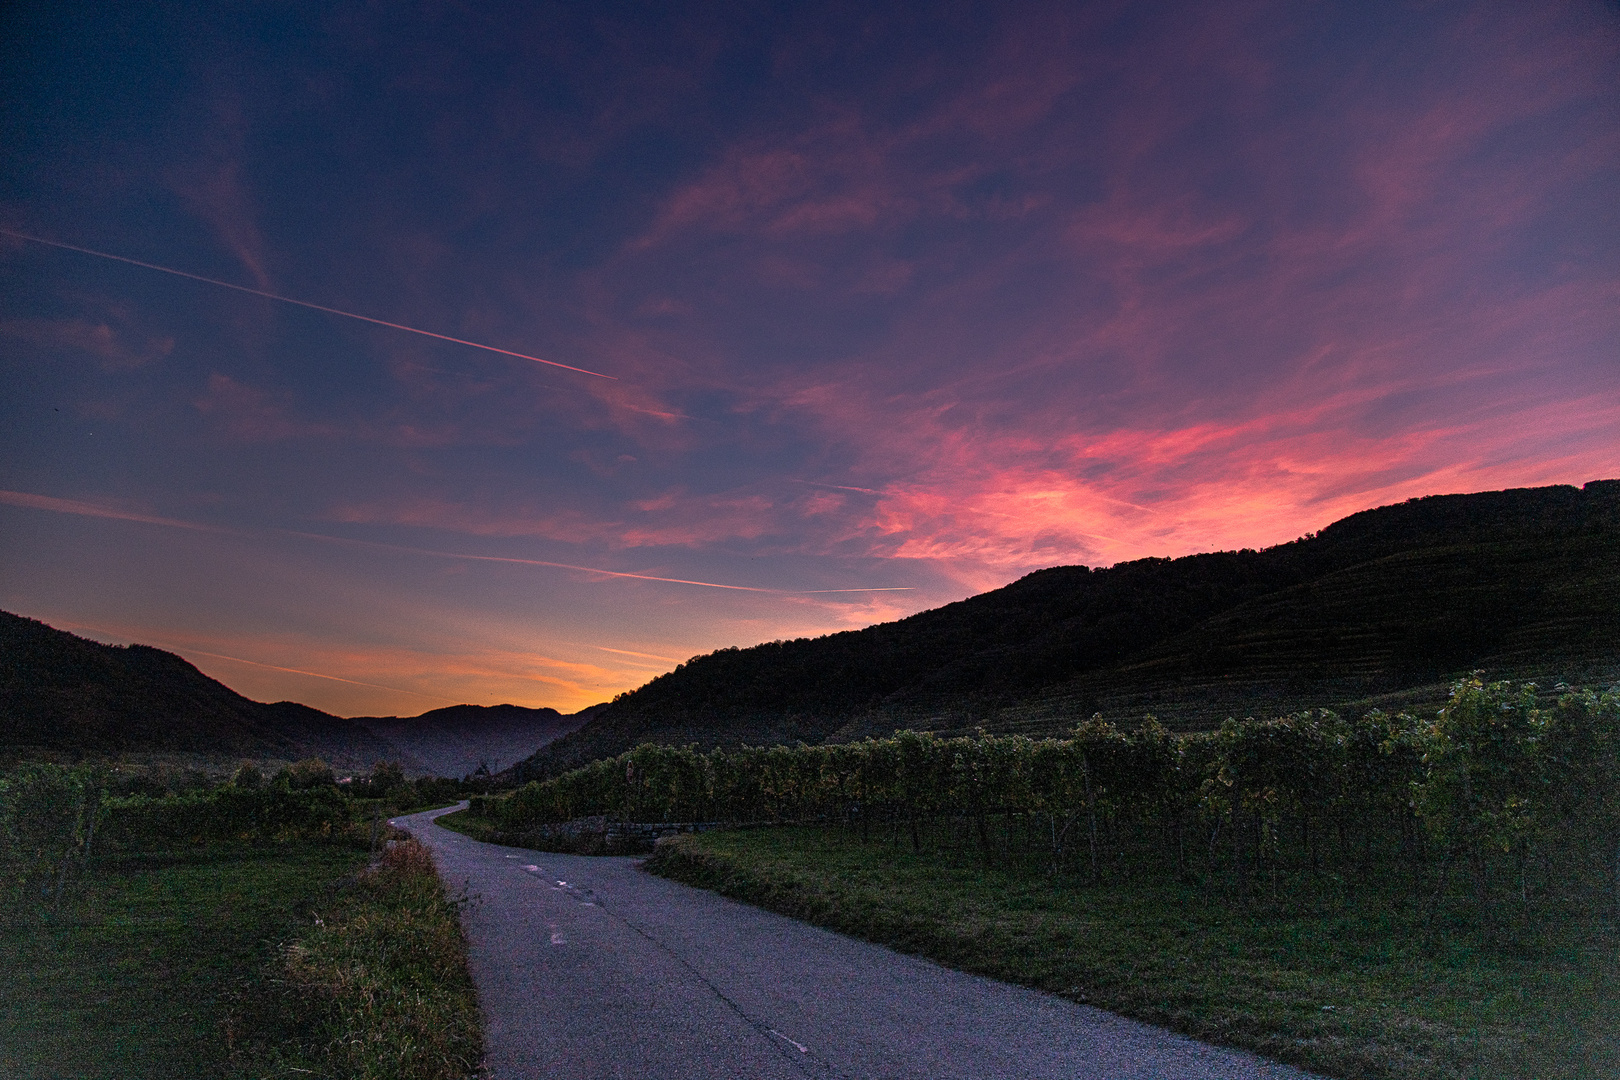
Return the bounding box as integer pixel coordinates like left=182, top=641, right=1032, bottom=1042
left=495, top=815, right=722, bottom=854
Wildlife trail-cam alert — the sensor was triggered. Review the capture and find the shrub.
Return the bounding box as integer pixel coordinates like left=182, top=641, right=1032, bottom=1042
left=284, top=758, right=337, bottom=790
left=0, top=762, right=108, bottom=908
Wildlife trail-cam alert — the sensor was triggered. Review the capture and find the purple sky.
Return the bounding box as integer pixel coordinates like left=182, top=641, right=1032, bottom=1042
left=2, top=0, right=1617, bottom=715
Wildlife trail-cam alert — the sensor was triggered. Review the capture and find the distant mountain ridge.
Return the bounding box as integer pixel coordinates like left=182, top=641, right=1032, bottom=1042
left=350, top=703, right=593, bottom=778
left=510, top=480, right=1620, bottom=780
left=0, top=611, right=587, bottom=774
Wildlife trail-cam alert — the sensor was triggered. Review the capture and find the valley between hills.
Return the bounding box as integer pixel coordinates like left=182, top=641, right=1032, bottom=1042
left=4, top=479, right=1616, bottom=779
left=3, top=479, right=1617, bottom=1080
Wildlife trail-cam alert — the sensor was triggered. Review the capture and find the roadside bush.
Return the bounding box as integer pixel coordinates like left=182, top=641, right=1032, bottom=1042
left=0, top=762, right=108, bottom=908
left=97, top=783, right=356, bottom=851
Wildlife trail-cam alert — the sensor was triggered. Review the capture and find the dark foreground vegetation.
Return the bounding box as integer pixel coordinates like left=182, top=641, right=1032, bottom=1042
left=0, top=759, right=482, bottom=1079
left=517, top=479, right=1620, bottom=778
left=469, top=677, right=1619, bottom=1079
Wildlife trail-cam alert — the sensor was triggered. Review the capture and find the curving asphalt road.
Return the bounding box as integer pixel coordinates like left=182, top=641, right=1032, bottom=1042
left=393, top=804, right=1322, bottom=1080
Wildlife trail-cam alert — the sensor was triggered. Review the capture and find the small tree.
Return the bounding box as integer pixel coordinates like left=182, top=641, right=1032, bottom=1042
left=286, top=758, right=336, bottom=790
left=368, top=760, right=406, bottom=796
left=1412, top=677, right=1552, bottom=922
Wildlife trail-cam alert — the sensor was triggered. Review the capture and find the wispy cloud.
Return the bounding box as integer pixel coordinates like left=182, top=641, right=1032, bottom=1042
left=0, top=489, right=232, bottom=533
left=0, top=315, right=174, bottom=370
left=4, top=0, right=1614, bottom=714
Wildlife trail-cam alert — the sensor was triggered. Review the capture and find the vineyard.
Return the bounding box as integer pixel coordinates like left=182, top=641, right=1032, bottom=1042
left=474, top=678, right=1620, bottom=919
left=0, top=759, right=480, bottom=1079
left=0, top=758, right=466, bottom=909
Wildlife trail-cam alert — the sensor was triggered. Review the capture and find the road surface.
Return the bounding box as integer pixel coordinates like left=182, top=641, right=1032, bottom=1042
left=393, top=805, right=1322, bottom=1080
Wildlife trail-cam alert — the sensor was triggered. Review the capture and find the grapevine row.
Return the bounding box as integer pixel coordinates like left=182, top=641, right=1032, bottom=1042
left=475, top=678, right=1620, bottom=914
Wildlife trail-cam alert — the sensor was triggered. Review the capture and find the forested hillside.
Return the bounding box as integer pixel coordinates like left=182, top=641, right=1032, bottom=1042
left=513, top=480, right=1620, bottom=779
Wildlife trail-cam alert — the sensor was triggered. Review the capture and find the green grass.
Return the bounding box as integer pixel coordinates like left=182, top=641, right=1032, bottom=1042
left=430, top=807, right=603, bottom=853
left=648, top=826, right=1620, bottom=1080
left=227, top=838, right=483, bottom=1079
left=0, top=827, right=482, bottom=1080
left=430, top=808, right=497, bottom=842
left=0, top=843, right=370, bottom=1079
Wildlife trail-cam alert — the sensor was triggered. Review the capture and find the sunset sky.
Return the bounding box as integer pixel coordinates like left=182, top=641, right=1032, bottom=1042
left=2, top=1, right=1617, bottom=716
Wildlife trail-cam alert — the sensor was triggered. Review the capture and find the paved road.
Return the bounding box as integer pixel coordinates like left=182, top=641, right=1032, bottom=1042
left=393, top=805, right=1321, bottom=1080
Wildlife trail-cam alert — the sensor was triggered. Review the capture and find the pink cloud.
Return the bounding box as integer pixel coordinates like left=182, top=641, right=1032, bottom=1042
left=166, top=89, right=273, bottom=290
left=798, top=383, right=1620, bottom=589
left=194, top=373, right=328, bottom=442
left=1, top=315, right=174, bottom=369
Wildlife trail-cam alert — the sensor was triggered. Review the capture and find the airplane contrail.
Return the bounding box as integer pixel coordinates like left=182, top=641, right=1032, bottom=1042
left=793, top=587, right=915, bottom=593
left=585, top=644, right=682, bottom=662
left=279, top=530, right=912, bottom=594
left=0, top=488, right=913, bottom=596
left=0, top=488, right=236, bottom=533
left=0, top=228, right=615, bottom=379
left=278, top=530, right=785, bottom=590
left=179, top=647, right=454, bottom=701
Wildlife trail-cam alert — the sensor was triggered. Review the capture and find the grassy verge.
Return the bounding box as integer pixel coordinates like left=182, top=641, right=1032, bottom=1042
left=0, top=835, right=482, bottom=1080
left=431, top=808, right=613, bottom=853
left=0, top=842, right=370, bottom=1079
left=431, top=808, right=499, bottom=844
left=228, top=837, right=483, bottom=1079
left=648, top=826, right=1618, bottom=1080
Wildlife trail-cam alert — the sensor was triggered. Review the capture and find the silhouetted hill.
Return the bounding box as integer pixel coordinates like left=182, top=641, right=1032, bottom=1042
left=0, top=610, right=373, bottom=763
left=0, top=612, right=586, bottom=773
left=511, top=480, right=1620, bottom=780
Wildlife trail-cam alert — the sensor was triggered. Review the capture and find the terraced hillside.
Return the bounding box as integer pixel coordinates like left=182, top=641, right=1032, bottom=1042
left=997, top=529, right=1619, bottom=731
left=512, top=480, right=1620, bottom=779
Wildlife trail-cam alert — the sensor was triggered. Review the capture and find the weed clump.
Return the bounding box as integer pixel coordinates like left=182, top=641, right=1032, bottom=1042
left=228, top=838, right=483, bottom=1080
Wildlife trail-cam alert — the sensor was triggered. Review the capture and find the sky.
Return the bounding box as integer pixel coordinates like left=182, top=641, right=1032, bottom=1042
left=2, top=0, right=1617, bottom=717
